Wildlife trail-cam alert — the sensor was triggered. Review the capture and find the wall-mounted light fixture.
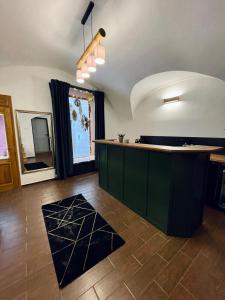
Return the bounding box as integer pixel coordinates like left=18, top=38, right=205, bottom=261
left=163, top=96, right=180, bottom=104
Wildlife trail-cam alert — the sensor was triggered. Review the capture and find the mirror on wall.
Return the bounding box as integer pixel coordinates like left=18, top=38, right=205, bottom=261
left=16, top=110, right=54, bottom=173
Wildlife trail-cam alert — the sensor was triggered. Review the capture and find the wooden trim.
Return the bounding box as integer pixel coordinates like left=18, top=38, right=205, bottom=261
left=210, top=154, right=225, bottom=164
left=0, top=94, right=21, bottom=191
left=0, top=94, right=11, bottom=106
left=5, top=96, right=21, bottom=188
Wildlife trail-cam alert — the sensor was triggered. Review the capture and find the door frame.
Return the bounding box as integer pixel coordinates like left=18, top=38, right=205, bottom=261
left=0, top=95, right=20, bottom=192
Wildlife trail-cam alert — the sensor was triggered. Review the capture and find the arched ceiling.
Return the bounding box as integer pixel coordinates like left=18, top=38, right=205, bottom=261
left=130, top=71, right=215, bottom=117
left=1, top=0, right=225, bottom=108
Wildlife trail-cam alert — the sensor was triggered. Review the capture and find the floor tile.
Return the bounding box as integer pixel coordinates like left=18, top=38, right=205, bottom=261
left=168, top=284, right=195, bottom=300
left=133, top=233, right=166, bottom=265
left=210, top=245, right=225, bottom=282
left=156, top=251, right=191, bottom=294
left=158, top=237, right=187, bottom=262
left=77, top=288, right=98, bottom=300
left=28, top=280, right=62, bottom=300
left=181, top=254, right=221, bottom=299
left=181, top=227, right=209, bottom=259
left=125, top=254, right=166, bottom=298
left=0, top=247, right=27, bottom=271
left=111, top=254, right=141, bottom=277
left=0, top=279, right=27, bottom=300
left=107, top=283, right=134, bottom=300
left=139, top=223, right=159, bottom=241
left=94, top=269, right=123, bottom=299
left=125, top=219, right=149, bottom=236
left=109, top=235, right=144, bottom=266
left=140, top=281, right=168, bottom=300
left=61, top=258, right=113, bottom=299
left=0, top=262, right=26, bottom=291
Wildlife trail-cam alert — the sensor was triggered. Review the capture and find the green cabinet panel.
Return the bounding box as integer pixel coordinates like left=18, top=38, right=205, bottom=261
left=124, top=148, right=148, bottom=217
left=190, top=154, right=208, bottom=229
left=98, top=144, right=108, bottom=190
left=168, top=153, right=208, bottom=236
left=168, top=154, right=195, bottom=236
left=107, top=145, right=124, bottom=200
left=147, top=152, right=172, bottom=232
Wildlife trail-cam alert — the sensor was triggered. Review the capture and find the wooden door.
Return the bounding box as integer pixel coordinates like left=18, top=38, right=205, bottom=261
left=0, top=95, right=20, bottom=192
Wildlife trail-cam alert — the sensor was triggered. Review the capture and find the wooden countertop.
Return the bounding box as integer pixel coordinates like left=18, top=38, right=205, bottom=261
left=210, top=154, right=225, bottom=164
left=94, top=140, right=223, bottom=153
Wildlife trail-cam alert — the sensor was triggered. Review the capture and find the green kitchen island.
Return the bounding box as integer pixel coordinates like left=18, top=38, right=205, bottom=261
left=94, top=140, right=222, bottom=237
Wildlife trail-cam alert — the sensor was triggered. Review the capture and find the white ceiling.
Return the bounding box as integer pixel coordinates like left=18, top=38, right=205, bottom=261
left=130, top=71, right=213, bottom=116
left=1, top=0, right=225, bottom=107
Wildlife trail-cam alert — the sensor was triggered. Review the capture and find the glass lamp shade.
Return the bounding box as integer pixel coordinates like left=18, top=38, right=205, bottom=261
left=94, top=44, right=105, bottom=65
left=81, top=63, right=90, bottom=78
left=87, top=55, right=96, bottom=72
left=76, top=70, right=84, bottom=84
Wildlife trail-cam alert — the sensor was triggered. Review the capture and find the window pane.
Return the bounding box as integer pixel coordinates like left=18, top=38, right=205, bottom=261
left=0, top=113, right=9, bottom=159
left=69, top=98, right=95, bottom=164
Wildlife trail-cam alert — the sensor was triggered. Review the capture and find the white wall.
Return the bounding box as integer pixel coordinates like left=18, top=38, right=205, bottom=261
left=0, top=65, right=94, bottom=185
left=105, top=72, right=225, bottom=142
left=104, top=98, right=120, bottom=139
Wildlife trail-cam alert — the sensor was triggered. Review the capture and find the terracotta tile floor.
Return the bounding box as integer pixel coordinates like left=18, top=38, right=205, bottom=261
left=0, top=172, right=225, bottom=300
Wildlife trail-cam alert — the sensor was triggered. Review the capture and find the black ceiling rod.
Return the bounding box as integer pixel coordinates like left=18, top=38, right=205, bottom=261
left=81, top=1, right=94, bottom=25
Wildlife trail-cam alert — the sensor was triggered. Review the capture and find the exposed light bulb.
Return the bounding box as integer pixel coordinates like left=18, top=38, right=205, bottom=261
left=76, top=69, right=84, bottom=84
left=87, top=54, right=96, bottom=72
left=81, top=63, right=90, bottom=78
left=94, top=44, right=105, bottom=65
left=77, top=78, right=85, bottom=83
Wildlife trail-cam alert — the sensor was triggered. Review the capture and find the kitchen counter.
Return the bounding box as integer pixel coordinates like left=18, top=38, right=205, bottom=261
left=94, top=139, right=223, bottom=237
left=94, top=139, right=222, bottom=153
left=210, top=154, right=225, bottom=164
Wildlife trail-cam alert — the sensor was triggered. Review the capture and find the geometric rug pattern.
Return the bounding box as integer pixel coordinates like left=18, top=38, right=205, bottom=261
left=42, top=194, right=125, bottom=288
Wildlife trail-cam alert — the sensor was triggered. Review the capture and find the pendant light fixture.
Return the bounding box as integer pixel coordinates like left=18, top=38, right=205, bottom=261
left=81, top=62, right=90, bottom=78
left=76, top=1, right=106, bottom=84
left=87, top=53, right=96, bottom=72
left=76, top=69, right=84, bottom=84
left=95, top=43, right=105, bottom=65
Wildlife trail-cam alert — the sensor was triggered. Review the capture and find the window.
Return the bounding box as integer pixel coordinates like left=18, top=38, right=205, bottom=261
left=69, top=95, right=95, bottom=164
left=0, top=113, right=9, bottom=159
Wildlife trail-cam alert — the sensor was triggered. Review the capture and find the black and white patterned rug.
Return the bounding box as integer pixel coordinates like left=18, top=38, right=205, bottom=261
left=42, top=194, right=125, bottom=288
